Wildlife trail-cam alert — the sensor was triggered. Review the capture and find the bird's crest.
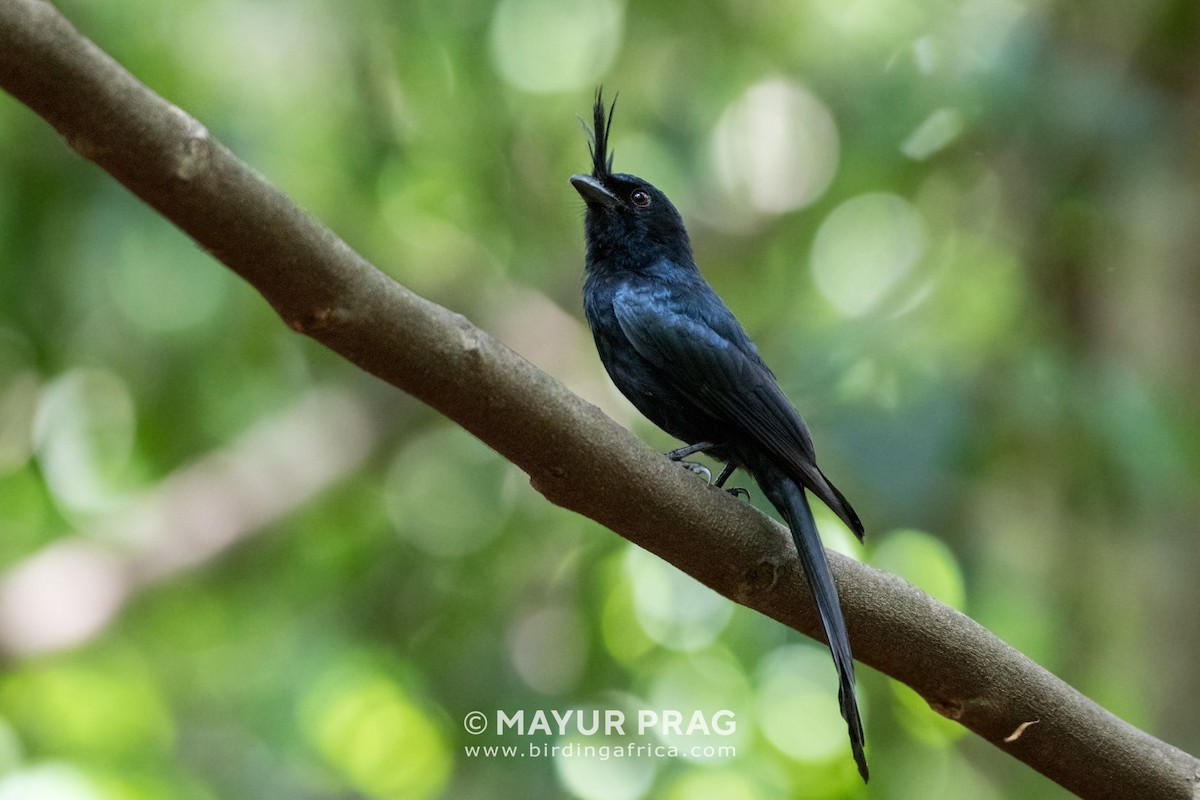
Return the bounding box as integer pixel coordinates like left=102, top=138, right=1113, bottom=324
left=583, top=88, right=617, bottom=179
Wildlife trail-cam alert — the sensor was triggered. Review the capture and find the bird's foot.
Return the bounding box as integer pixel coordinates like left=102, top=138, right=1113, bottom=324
left=677, top=461, right=712, bottom=482
left=667, top=446, right=748, bottom=495
left=712, top=463, right=750, bottom=500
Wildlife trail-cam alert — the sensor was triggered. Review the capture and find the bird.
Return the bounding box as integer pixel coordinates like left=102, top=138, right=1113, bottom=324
left=570, top=90, right=869, bottom=782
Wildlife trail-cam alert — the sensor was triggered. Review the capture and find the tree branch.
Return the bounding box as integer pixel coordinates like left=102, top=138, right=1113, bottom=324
left=1, top=2, right=1196, bottom=797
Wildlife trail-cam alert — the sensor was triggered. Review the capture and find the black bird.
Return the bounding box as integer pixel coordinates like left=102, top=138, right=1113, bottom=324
left=570, top=91, right=869, bottom=782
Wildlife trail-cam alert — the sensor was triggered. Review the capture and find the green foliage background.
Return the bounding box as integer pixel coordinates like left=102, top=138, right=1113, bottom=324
left=1, top=0, right=1198, bottom=798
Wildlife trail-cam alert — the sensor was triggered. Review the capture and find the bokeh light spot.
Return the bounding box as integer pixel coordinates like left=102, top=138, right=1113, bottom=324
left=300, top=658, right=450, bottom=800
left=107, top=226, right=229, bottom=334
left=902, top=108, right=965, bottom=161
left=508, top=605, right=588, bottom=694
left=32, top=369, right=137, bottom=513
left=660, top=769, right=764, bottom=800
left=0, top=657, right=174, bottom=760
left=490, top=0, right=623, bottom=94
left=0, top=764, right=100, bottom=800
left=712, top=79, right=839, bottom=217
left=813, top=0, right=926, bottom=48
left=871, top=529, right=966, bottom=610
left=386, top=427, right=508, bottom=557
left=601, top=575, right=655, bottom=663
left=811, top=192, right=927, bottom=316
left=625, top=546, right=732, bottom=651
left=756, top=645, right=864, bottom=766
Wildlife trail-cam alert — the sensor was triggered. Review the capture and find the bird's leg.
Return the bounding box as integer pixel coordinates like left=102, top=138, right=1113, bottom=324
left=666, top=441, right=717, bottom=461
left=713, top=463, right=751, bottom=501
left=713, top=463, right=736, bottom=486
left=666, top=441, right=718, bottom=483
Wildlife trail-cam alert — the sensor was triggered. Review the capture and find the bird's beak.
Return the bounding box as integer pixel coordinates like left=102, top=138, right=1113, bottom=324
left=570, top=174, right=619, bottom=208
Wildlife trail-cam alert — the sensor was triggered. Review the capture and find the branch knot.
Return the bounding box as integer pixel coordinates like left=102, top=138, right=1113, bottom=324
left=289, top=306, right=346, bottom=335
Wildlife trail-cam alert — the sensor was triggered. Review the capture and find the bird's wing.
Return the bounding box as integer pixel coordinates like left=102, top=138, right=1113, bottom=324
left=613, top=279, right=863, bottom=536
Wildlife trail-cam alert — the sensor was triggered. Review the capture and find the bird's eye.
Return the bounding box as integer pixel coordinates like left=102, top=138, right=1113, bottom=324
left=630, top=189, right=651, bottom=207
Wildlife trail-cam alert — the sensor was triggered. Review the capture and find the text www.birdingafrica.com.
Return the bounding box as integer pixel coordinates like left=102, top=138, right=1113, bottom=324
left=463, top=741, right=738, bottom=760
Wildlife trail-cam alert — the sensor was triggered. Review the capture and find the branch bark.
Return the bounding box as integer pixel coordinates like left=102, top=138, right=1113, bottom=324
left=1, top=2, right=1196, bottom=797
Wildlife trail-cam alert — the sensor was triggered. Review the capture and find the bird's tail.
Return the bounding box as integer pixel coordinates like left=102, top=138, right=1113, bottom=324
left=755, top=461, right=868, bottom=782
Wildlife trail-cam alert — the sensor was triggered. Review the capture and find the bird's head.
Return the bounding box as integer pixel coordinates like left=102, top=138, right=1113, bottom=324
left=570, top=90, right=693, bottom=273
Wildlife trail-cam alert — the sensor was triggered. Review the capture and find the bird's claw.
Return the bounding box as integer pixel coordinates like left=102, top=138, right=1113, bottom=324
left=727, top=487, right=751, bottom=501
left=678, top=461, right=712, bottom=482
